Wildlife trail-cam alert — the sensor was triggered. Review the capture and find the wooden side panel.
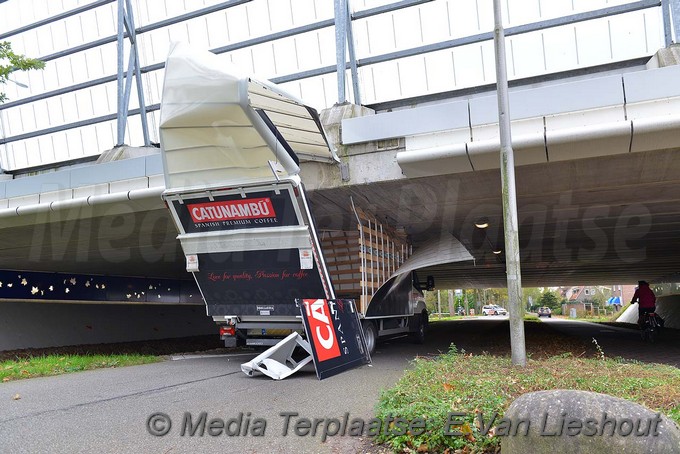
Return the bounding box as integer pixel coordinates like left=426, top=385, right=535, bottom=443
left=355, top=207, right=411, bottom=314
left=319, top=230, right=363, bottom=302
left=318, top=207, right=411, bottom=314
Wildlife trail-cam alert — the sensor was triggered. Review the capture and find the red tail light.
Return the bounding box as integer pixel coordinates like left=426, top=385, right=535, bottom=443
left=220, top=326, right=235, bottom=337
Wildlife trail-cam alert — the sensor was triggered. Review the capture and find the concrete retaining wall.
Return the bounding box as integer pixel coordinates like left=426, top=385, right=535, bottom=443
left=0, top=302, right=216, bottom=351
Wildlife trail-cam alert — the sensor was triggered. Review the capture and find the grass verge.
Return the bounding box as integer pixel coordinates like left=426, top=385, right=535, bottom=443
left=1, top=354, right=159, bottom=382
left=374, top=345, right=680, bottom=453
left=430, top=316, right=466, bottom=322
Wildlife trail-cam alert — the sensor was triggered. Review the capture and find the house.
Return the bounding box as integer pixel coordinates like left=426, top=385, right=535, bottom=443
left=559, top=286, right=602, bottom=303
left=559, top=284, right=637, bottom=315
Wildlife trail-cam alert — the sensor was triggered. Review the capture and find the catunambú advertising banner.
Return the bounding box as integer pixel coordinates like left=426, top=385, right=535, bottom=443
left=298, top=299, right=371, bottom=380
left=171, top=189, right=299, bottom=234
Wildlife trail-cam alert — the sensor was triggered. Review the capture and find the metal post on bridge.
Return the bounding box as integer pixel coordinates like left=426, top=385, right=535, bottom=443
left=334, top=0, right=361, bottom=104
left=116, top=0, right=150, bottom=147
left=345, top=0, right=361, bottom=105
left=662, top=0, right=680, bottom=45
left=334, top=0, right=348, bottom=104
left=671, top=0, right=680, bottom=44
left=492, top=0, right=527, bottom=367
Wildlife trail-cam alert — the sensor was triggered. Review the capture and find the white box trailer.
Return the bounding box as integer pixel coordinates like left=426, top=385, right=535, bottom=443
left=159, top=44, right=430, bottom=354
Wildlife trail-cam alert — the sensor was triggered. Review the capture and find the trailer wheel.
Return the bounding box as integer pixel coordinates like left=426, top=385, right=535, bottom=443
left=362, top=321, right=377, bottom=356
left=411, top=311, right=428, bottom=344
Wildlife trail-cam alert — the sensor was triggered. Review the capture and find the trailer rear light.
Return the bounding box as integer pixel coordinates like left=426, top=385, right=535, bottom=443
left=220, top=326, right=236, bottom=337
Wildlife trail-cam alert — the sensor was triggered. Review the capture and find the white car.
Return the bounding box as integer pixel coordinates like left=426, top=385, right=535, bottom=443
left=493, top=305, right=508, bottom=315
left=482, top=305, right=507, bottom=315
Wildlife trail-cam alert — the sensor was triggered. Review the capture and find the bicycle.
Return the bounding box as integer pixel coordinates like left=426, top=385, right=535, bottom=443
left=640, top=312, right=661, bottom=343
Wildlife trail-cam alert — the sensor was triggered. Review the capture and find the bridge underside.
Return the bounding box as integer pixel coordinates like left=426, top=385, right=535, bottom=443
left=2, top=147, right=679, bottom=290
left=311, top=147, right=680, bottom=287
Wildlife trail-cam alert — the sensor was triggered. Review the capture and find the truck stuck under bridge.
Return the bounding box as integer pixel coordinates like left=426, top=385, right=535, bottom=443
left=157, top=43, right=474, bottom=368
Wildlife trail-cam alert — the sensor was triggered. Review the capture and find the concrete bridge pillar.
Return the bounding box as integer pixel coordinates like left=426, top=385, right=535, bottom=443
left=300, top=103, right=381, bottom=190
left=320, top=102, right=375, bottom=155
left=312, top=103, right=406, bottom=189
left=647, top=44, right=680, bottom=68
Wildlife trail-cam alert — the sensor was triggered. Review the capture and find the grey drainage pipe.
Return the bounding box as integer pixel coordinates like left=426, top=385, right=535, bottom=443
left=0, top=186, right=164, bottom=218
left=396, top=113, right=680, bottom=177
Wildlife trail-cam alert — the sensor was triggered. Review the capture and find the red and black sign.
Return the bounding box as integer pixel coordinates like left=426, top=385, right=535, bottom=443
left=298, top=299, right=371, bottom=380
left=195, top=250, right=327, bottom=317
left=188, top=197, right=276, bottom=223
left=172, top=190, right=299, bottom=233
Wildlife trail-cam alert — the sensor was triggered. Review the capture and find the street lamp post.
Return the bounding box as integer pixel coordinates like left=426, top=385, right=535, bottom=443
left=492, top=0, right=527, bottom=367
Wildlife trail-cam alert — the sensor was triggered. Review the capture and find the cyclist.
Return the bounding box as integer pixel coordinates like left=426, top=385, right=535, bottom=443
left=631, top=280, right=657, bottom=328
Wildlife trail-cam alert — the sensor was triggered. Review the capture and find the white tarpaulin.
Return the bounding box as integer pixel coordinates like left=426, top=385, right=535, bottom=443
left=391, top=235, right=474, bottom=278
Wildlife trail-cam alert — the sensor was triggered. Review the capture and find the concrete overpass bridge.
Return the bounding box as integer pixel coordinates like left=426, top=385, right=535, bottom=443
left=1, top=0, right=680, bottom=348
left=2, top=55, right=679, bottom=289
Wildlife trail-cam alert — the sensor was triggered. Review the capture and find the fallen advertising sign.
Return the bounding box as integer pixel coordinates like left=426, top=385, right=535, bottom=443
left=298, top=299, right=371, bottom=380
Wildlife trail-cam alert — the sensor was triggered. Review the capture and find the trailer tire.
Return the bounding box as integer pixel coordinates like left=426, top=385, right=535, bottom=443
left=411, top=311, right=428, bottom=344
left=362, top=321, right=378, bottom=356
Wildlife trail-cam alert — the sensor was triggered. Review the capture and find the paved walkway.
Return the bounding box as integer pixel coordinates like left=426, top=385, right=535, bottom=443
left=542, top=318, right=680, bottom=367
left=1, top=318, right=677, bottom=454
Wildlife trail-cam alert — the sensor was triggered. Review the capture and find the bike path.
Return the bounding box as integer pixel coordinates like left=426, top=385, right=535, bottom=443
left=542, top=318, right=680, bottom=367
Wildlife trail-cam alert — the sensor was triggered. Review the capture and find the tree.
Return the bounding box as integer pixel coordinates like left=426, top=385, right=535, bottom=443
left=486, top=288, right=508, bottom=306
left=538, top=291, right=560, bottom=309
left=523, top=287, right=543, bottom=310
left=0, top=41, right=44, bottom=103
left=423, top=290, right=439, bottom=315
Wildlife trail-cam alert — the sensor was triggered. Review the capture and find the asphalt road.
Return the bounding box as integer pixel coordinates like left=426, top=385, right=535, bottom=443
left=1, top=317, right=677, bottom=454
left=0, top=321, right=466, bottom=454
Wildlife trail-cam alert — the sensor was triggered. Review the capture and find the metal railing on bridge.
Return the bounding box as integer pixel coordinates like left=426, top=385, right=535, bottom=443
left=0, top=0, right=678, bottom=173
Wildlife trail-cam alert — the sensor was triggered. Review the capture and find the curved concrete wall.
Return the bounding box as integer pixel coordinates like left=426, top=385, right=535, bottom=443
left=617, top=295, right=680, bottom=329
left=0, top=302, right=216, bottom=351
